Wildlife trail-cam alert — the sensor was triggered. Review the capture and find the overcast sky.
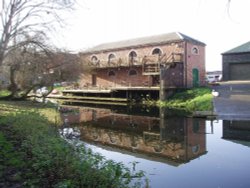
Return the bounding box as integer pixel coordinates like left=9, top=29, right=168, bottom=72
left=54, top=0, right=250, bottom=71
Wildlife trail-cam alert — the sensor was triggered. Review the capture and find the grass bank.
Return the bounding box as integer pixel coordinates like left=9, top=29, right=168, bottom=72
left=158, top=87, right=213, bottom=113
left=0, top=101, right=145, bottom=187
left=0, top=90, right=11, bottom=97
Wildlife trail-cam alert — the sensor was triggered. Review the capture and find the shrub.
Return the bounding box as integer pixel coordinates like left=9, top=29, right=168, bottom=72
left=158, top=87, right=213, bottom=112
left=0, top=102, right=145, bottom=187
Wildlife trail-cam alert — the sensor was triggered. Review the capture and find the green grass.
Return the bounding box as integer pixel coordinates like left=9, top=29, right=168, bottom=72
left=0, top=101, right=145, bottom=187
left=158, top=87, right=213, bottom=112
left=54, top=86, right=65, bottom=91
left=0, top=100, right=62, bottom=124
left=0, top=89, right=11, bottom=97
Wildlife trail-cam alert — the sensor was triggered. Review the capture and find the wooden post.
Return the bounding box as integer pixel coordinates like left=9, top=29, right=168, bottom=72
left=160, top=68, right=166, bottom=101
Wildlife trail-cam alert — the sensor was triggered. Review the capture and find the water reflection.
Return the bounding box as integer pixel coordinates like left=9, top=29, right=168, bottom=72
left=60, top=106, right=210, bottom=166
left=59, top=106, right=250, bottom=188
left=222, top=120, right=250, bottom=148
left=58, top=105, right=250, bottom=188
left=222, top=120, right=250, bottom=141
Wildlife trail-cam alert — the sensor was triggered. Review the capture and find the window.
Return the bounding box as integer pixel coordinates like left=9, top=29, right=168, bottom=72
left=192, top=46, right=199, bottom=55
left=192, top=145, right=200, bottom=154
left=108, top=70, right=116, bottom=77
left=152, top=48, right=162, bottom=56
left=129, top=51, right=137, bottom=65
left=92, top=75, right=96, bottom=86
left=108, top=53, right=116, bottom=65
left=128, top=69, right=137, bottom=76
left=91, top=56, right=99, bottom=66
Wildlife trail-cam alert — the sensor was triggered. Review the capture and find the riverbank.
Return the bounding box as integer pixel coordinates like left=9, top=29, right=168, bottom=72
left=0, top=101, right=145, bottom=188
left=158, top=87, right=213, bottom=112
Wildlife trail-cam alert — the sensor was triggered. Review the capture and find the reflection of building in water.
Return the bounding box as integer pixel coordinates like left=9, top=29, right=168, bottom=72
left=60, top=107, right=113, bottom=124
left=159, top=118, right=207, bottom=162
left=61, top=107, right=207, bottom=166
left=222, top=120, right=250, bottom=141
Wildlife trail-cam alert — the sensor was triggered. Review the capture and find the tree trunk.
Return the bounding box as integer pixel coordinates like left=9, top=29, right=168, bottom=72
left=8, top=66, right=19, bottom=97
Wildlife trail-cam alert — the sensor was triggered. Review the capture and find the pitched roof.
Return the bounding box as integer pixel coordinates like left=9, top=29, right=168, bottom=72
left=82, top=32, right=205, bottom=54
left=223, top=41, right=250, bottom=54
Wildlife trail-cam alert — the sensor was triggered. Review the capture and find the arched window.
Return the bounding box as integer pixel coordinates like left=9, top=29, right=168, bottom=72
left=192, top=145, right=200, bottom=154
left=108, top=70, right=116, bottom=77
left=91, top=56, right=99, bottom=66
left=152, top=48, right=162, bottom=56
left=192, top=46, right=199, bottom=55
left=128, top=69, right=137, bottom=76
left=129, top=51, right=137, bottom=65
left=108, top=54, right=116, bottom=65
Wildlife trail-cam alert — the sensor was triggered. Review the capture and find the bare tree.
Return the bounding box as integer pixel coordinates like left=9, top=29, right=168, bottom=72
left=2, top=36, right=54, bottom=99
left=1, top=36, right=83, bottom=100
left=0, top=0, right=75, bottom=67
left=49, top=51, right=82, bottom=82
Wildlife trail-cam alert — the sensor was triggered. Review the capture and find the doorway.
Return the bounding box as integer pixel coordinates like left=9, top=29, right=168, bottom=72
left=192, top=68, right=199, bottom=87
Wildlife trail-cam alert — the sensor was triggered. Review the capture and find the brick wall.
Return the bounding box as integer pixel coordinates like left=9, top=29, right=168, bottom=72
left=84, top=42, right=185, bottom=67
left=80, top=67, right=152, bottom=88
left=80, top=41, right=206, bottom=88
left=160, top=62, right=184, bottom=88
left=186, top=42, right=206, bottom=87
left=186, top=118, right=206, bottom=159
left=99, top=67, right=151, bottom=87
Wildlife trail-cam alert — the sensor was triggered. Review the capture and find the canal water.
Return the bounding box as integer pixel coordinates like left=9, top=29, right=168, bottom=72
left=59, top=105, right=250, bottom=188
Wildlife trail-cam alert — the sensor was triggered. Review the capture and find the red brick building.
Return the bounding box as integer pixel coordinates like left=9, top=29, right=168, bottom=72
left=78, top=32, right=206, bottom=100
